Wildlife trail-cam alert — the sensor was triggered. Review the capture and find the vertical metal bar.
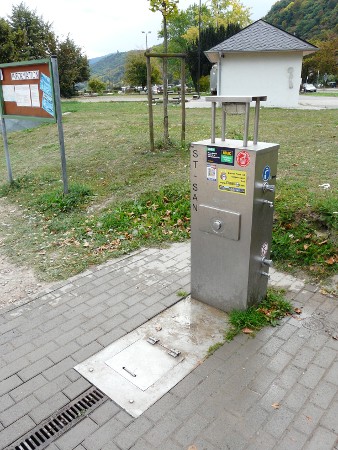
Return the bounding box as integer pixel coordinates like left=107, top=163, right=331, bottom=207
left=1, top=118, right=13, bottom=183
left=51, top=56, right=68, bottom=194
left=145, top=54, right=155, bottom=152
left=221, top=104, right=226, bottom=141
left=243, top=102, right=250, bottom=147
left=253, top=98, right=260, bottom=145
left=217, top=53, right=222, bottom=95
left=181, top=57, right=186, bottom=145
left=211, top=101, right=216, bottom=143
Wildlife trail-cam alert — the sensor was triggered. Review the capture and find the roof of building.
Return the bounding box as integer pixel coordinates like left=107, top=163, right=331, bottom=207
left=205, top=20, right=318, bottom=62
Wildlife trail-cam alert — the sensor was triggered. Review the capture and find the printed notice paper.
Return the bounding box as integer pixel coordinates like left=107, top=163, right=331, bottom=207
left=15, top=84, right=32, bottom=107
left=30, top=84, right=40, bottom=107
left=2, top=85, right=16, bottom=102
left=40, top=73, right=52, bottom=97
left=42, top=93, right=54, bottom=116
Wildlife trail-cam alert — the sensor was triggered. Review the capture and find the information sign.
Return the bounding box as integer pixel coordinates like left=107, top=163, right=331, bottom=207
left=0, top=59, right=56, bottom=122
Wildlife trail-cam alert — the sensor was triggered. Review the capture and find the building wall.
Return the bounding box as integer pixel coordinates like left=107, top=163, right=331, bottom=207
left=218, top=52, right=303, bottom=107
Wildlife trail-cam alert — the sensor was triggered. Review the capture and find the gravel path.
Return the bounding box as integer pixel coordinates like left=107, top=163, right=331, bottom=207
left=0, top=198, right=49, bottom=309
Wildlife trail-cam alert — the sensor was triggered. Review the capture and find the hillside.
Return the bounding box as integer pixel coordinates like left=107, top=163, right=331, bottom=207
left=89, top=51, right=127, bottom=87
left=264, top=0, right=338, bottom=41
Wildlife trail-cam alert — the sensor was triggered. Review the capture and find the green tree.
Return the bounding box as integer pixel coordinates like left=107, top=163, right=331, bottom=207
left=302, top=36, right=338, bottom=83
left=186, top=23, right=241, bottom=91
left=8, top=2, right=57, bottom=60
left=162, top=1, right=250, bottom=85
left=88, top=77, right=106, bottom=94
left=207, top=0, right=251, bottom=29
left=0, top=18, right=16, bottom=63
left=124, top=51, right=161, bottom=88
left=56, top=36, right=90, bottom=98
left=177, top=0, right=250, bottom=43
left=4, top=3, right=89, bottom=98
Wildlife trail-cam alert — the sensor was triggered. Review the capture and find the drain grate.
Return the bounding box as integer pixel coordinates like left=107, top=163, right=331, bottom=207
left=6, top=386, right=107, bottom=450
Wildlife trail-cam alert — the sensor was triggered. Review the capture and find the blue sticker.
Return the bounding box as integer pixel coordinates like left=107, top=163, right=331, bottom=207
left=262, top=165, right=271, bottom=181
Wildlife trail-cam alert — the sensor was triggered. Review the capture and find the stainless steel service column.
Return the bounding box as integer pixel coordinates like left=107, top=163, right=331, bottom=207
left=190, top=96, right=278, bottom=312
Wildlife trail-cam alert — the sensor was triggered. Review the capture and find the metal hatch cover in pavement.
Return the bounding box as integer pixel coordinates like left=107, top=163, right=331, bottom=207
left=75, top=297, right=229, bottom=417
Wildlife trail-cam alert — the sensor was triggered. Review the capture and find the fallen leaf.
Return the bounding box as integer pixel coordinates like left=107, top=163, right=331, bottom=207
left=271, top=402, right=280, bottom=409
left=303, top=244, right=310, bottom=250
left=326, top=256, right=336, bottom=265
left=155, top=325, right=162, bottom=331
left=332, top=335, right=338, bottom=341
left=294, top=308, right=302, bottom=314
left=318, top=239, right=328, bottom=246
left=305, top=233, right=312, bottom=239
left=242, top=327, right=254, bottom=334
left=305, top=415, right=312, bottom=422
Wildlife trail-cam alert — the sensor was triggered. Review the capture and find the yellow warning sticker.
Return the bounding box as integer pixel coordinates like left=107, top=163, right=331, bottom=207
left=218, top=169, right=246, bottom=195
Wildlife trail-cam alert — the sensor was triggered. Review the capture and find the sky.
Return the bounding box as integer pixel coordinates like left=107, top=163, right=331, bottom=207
left=0, top=0, right=277, bottom=59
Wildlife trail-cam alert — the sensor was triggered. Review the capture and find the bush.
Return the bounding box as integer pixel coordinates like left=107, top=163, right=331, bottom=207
left=35, top=183, right=93, bottom=214
left=199, top=75, right=210, bottom=92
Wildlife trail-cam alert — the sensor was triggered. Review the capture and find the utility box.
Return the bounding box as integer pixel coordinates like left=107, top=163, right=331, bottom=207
left=210, top=64, right=218, bottom=95
left=191, top=96, right=278, bottom=312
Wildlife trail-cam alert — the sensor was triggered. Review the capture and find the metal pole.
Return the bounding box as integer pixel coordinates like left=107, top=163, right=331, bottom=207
left=197, top=0, right=201, bottom=98
left=1, top=118, right=13, bottom=183
left=243, top=102, right=250, bottom=147
left=51, top=56, right=69, bottom=194
left=181, top=58, right=186, bottom=145
left=221, top=104, right=226, bottom=141
left=211, top=101, right=216, bottom=143
left=253, top=98, right=260, bottom=145
left=145, top=55, right=155, bottom=152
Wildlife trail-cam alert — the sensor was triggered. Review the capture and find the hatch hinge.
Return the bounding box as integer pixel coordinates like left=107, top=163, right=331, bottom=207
left=147, top=336, right=159, bottom=345
left=146, top=336, right=181, bottom=358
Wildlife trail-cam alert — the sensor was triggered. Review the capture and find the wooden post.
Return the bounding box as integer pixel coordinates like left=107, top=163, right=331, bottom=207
left=181, top=59, right=186, bottom=146
left=146, top=55, right=155, bottom=152
left=145, top=52, right=186, bottom=152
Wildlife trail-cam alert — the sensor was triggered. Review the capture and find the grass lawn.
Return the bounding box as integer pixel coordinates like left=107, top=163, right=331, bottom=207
left=0, top=101, right=337, bottom=283
left=300, top=91, right=338, bottom=97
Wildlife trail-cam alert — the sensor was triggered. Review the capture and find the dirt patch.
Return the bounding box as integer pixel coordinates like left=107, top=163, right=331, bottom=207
left=0, top=198, right=49, bottom=310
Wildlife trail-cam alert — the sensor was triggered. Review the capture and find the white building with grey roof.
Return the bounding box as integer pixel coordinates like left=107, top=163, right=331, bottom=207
left=205, top=20, right=318, bottom=108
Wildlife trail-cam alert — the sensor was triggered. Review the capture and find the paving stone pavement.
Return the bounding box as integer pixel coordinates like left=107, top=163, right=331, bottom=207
left=0, top=242, right=337, bottom=450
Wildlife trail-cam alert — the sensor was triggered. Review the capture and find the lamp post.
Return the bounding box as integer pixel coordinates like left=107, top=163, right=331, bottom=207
left=197, top=0, right=201, bottom=98
left=142, top=31, right=151, bottom=50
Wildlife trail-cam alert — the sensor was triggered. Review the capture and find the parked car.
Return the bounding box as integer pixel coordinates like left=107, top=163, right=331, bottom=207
left=327, top=81, right=336, bottom=88
left=302, top=83, right=317, bottom=92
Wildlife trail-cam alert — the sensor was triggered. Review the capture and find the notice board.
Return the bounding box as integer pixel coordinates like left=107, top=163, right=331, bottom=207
left=0, top=59, right=56, bottom=122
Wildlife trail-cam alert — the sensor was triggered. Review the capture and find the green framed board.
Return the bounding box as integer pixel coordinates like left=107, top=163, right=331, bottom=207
left=0, top=59, right=56, bottom=122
